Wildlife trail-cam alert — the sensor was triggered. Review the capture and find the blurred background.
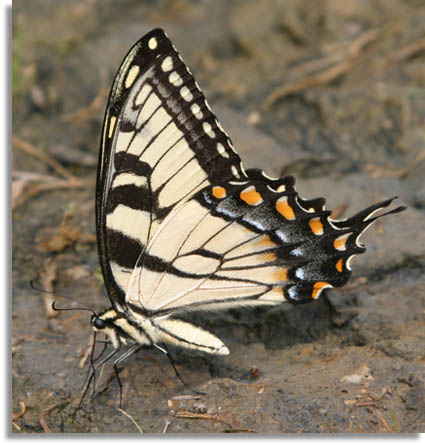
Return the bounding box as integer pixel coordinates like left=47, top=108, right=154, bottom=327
left=12, top=0, right=425, bottom=433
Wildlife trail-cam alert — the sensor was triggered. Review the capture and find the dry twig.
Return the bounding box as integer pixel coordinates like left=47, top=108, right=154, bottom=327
left=12, top=401, right=26, bottom=420
left=174, top=410, right=226, bottom=423
left=117, top=408, right=144, bottom=433
left=224, top=428, right=260, bottom=433
left=363, top=148, right=425, bottom=179
left=374, top=408, right=394, bottom=433
left=79, top=332, right=95, bottom=369
left=262, top=28, right=379, bottom=109
left=375, top=36, right=425, bottom=69
left=40, top=257, right=59, bottom=318
left=12, top=134, right=92, bottom=210
left=39, top=401, right=69, bottom=433
left=331, top=202, right=349, bottom=220
left=39, top=411, right=52, bottom=433
left=12, top=135, right=75, bottom=180
left=171, top=394, right=203, bottom=401
left=162, top=419, right=171, bottom=434
left=12, top=170, right=91, bottom=211
left=62, top=87, right=109, bottom=125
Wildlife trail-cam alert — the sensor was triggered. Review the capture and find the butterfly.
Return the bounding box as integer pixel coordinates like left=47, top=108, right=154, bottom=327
left=89, top=28, right=405, bottom=399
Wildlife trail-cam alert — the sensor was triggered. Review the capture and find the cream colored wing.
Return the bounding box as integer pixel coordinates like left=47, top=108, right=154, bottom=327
left=97, top=29, right=246, bottom=306
left=125, top=178, right=404, bottom=314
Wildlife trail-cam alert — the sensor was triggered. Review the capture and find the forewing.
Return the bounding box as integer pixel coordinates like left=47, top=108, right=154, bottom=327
left=96, top=29, right=246, bottom=306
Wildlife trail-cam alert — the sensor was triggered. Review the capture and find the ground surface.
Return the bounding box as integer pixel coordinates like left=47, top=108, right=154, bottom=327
left=12, top=0, right=425, bottom=433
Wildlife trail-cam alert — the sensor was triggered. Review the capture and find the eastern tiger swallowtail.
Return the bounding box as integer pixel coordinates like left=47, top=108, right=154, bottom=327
left=90, top=28, right=405, bottom=392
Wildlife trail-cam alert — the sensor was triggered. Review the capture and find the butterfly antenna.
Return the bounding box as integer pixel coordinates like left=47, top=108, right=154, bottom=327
left=29, top=280, right=96, bottom=315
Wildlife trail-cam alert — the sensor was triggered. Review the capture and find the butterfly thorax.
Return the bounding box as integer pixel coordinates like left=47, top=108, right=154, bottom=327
left=92, top=308, right=152, bottom=349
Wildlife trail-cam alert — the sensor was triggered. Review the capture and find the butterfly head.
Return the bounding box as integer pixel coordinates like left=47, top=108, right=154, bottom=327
left=90, top=308, right=122, bottom=348
left=47, top=298, right=123, bottom=349
left=92, top=316, right=107, bottom=330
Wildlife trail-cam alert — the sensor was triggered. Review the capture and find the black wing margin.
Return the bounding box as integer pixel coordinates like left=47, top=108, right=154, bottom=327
left=96, top=28, right=247, bottom=307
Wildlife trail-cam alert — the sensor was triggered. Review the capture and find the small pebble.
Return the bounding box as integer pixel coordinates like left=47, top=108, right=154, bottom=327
left=193, top=402, right=207, bottom=413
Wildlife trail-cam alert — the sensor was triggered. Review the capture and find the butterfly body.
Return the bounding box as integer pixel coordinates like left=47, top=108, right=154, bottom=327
left=93, top=28, right=405, bottom=366
left=92, top=306, right=230, bottom=355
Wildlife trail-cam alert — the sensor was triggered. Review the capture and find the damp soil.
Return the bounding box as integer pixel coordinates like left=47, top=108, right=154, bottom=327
left=12, top=0, right=425, bottom=433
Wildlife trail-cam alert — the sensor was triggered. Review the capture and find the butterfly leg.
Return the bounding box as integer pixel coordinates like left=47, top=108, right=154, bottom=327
left=77, top=347, right=122, bottom=410
left=112, top=345, right=143, bottom=408
left=93, top=340, right=111, bottom=361
left=81, top=337, right=110, bottom=398
left=162, top=344, right=206, bottom=396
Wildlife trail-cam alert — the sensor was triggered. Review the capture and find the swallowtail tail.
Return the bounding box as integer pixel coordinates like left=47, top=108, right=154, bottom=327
left=92, top=28, right=405, bottom=377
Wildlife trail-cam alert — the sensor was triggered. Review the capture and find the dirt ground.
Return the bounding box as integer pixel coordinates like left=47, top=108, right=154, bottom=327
left=12, top=0, right=425, bottom=434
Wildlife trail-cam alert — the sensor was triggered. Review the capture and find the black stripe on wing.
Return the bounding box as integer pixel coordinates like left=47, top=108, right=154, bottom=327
left=131, top=176, right=405, bottom=314
left=97, top=28, right=246, bottom=306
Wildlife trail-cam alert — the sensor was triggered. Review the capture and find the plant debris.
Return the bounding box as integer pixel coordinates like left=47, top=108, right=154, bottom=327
left=36, top=211, right=95, bottom=253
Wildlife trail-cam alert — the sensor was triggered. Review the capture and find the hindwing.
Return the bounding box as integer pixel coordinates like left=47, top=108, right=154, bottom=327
left=124, top=172, right=403, bottom=314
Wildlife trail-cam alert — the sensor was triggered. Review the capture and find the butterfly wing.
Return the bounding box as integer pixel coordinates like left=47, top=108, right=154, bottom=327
left=96, top=29, right=246, bottom=307
left=125, top=170, right=405, bottom=315
left=98, top=28, right=406, bottom=315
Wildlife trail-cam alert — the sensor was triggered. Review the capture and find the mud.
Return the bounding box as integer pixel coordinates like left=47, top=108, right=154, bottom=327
left=12, top=0, right=425, bottom=433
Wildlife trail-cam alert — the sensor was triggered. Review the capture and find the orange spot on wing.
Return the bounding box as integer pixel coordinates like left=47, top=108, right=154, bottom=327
left=336, top=258, right=343, bottom=272
left=274, top=268, right=288, bottom=282
left=240, top=187, right=263, bottom=206
left=334, top=235, right=348, bottom=250
left=309, top=217, right=324, bottom=235
left=276, top=197, right=295, bottom=220
left=262, top=252, right=277, bottom=263
left=256, top=235, right=275, bottom=248
left=312, top=281, right=331, bottom=299
left=212, top=186, right=226, bottom=199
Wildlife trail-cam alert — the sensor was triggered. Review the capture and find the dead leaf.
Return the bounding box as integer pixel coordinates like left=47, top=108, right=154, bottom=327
left=340, top=364, right=372, bottom=384
left=12, top=401, right=26, bottom=419
left=65, top=265, right=90, bottom=281
left=40, top=257, right=58, bottom=318
left=36, top=211, right=94, bottom=253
